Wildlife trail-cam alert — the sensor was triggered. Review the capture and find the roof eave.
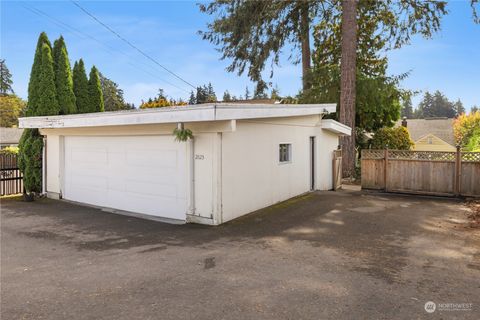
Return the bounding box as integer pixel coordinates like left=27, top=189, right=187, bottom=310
left=19, top=104, right=337, bottom=129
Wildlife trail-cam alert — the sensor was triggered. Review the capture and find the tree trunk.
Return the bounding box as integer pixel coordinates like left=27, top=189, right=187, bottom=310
left=339, top=0, right=358, bottom=178
left=300, top=2, right=311, bottom=91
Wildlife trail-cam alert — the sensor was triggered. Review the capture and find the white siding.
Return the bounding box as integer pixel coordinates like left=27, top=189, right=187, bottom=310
left=316, top=130, right=340, bottom=191
left=46, top=135, right=61, bottom=195
left=220, top=117, right=338, bottom=223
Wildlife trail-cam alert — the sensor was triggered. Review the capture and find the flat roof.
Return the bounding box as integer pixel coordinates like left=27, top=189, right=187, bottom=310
left=19, top=103, right=337, bottom=129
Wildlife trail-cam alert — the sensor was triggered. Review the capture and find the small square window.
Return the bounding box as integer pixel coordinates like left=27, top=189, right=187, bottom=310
left=279, top=144, right=292, bottom=163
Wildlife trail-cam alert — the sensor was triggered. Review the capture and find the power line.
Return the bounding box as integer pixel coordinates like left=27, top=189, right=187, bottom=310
left=20, top=2, right=190, bottom=94
left=71, top=1, right=197, bottom=90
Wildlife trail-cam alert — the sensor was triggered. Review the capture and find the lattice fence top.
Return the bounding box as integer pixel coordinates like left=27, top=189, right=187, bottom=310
left=362, top=149, right=480, bottom=163
left=362, top=149, right=384, bottom=159
left=462, top=152, right=480, bottom=162
left=388, top=150, right=456, bottom=161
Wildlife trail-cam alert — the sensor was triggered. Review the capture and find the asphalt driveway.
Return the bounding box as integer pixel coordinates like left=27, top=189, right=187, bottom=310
left=1, top=190, right=479, bottom=319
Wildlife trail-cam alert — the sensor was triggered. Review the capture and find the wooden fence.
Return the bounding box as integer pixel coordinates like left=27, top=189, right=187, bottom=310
left=0, top=153, right=23, bottom=196
left=361, top=149, right=480, bottom=197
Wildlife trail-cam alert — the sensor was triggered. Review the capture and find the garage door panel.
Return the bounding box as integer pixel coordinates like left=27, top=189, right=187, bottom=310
left=70, top=148, right=108, bottom=164
left=126, top=149, right=178, bottom=168
left=64, top=136, right=187, bottom=220
left=71, top=174, right=108, bottom=190
left=125, top=180, right=177, bottom=197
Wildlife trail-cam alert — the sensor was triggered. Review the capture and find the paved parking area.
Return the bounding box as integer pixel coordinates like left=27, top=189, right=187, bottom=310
left=1, top=190, right=479, bottom=319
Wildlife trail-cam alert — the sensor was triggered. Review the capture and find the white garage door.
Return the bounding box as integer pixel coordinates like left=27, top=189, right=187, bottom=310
left=63, top=135, right=187, bottom=221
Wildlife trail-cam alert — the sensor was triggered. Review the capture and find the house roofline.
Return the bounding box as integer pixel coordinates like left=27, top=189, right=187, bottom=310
left=19, top=103, right=337, bottom=129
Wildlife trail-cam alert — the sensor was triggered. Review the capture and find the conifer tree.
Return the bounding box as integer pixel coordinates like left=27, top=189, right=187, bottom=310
left=73, top=59, right=90, bottom=113
left=188, top=91, right=196, bottom=105
left=34, top=44, right=60, bottom=116
left=26, top=32, right=51, bottom=116
left=20, top=32, right=59, bottom=194
left=88, top=66, right=104, bottom=112
left=0, top=59, right=14, bottom=95
left=53, top=36, right=76, bottom=115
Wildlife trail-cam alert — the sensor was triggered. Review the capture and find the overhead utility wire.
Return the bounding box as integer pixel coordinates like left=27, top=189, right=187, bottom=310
left=71, top=1, right=197, bottom=90
left=20, top=3, right=189, bottom=93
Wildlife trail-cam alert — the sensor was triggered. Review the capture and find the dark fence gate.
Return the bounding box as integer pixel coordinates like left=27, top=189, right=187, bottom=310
left=1, top=153, right=23, bottom=196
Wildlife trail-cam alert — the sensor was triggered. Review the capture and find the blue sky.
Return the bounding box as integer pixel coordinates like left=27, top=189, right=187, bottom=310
left=1, top=1, right=479, bottom=111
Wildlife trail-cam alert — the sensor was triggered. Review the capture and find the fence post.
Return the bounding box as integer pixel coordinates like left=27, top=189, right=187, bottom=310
left=384, top=147, right=389, bottom=191
left=454, top=145, right=461, bottom=196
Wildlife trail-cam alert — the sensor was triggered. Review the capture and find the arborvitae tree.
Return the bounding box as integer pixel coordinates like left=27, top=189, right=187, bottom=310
left=88, top=66, right=104, bottom=112
left=18, top=128, right=43, bottom=194
left=53, top=36, right=76, bottom=115
left=20, top=32, right=58, bottom=194
left=26, top=32, right=51, bottom=116
left=35, top=43, right=59, bottom=116
left=73, top=59, right=90, bottom=113
left=0, top=59, right=14, bottom=96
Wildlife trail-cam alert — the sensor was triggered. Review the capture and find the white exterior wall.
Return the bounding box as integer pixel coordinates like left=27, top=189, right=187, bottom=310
left=40, top=117, right=342, bottom=225
left=219, top=116, right=339, bottom=223
left=45, top=135, right=61, bottom=197
left=316, top=130, right=340, bottom=191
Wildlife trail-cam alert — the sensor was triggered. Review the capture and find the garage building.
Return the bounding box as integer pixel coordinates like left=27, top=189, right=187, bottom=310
left=19, top=104, right=350, bottom=225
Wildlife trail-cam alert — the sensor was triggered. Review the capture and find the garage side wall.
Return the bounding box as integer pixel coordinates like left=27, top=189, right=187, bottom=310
left=45, top=135, right=61, bottom=198
left=316, top=130, right=340, bottom=191
left=220, top=117, right=319, bottom=223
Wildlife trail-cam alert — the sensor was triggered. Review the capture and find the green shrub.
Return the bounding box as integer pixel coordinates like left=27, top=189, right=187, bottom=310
left=370, top=126, right=413, bottom=150
left=18, top=128, right=43, bottom=193
left=465, top=127, right=480, bottom=152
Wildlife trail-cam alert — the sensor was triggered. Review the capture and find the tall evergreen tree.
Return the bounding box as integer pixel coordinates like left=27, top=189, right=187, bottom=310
left=195, top=85, right=208, bottom=104
left=99, top=73, right=131, bottom=111
left=253, top=82, right=268, bottom=99
left=401, top=96, right=414, bottom=119
left=188, top=90, right=196, bottom=105
left=222, top=90, right=232, bottom=102
left=88, top=66, right=104, bottom=112
left=73, top=59, right=90, bottom=113
left=26, top=32, right=51, bottom=116
left=53, top=36, right=76, bottom=115
left=20, top=32, right=58, bottom=194
left=454, top=99, right=465, bottom=116
left=0, top=59, right=14, bottom=96
left=206, top=82, right=217, bottom=102
left=35, top=43, right=59, bottom=116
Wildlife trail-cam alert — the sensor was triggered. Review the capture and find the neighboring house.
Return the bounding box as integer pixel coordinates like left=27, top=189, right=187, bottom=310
left=0, top=127, right=24, bottom=149
left=20, top=103, right=350, bottom=225
left=396, top=118, right=456, bottom=152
